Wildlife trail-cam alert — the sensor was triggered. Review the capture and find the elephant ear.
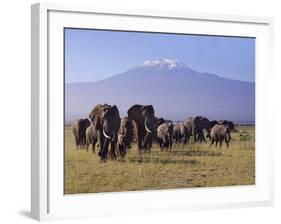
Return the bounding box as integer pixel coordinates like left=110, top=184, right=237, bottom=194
left=141, top=105, right=155, bottom=115
left=89, top=104, right=105, bottom=130
left=89, top=104, right=103, bottom=122
left=127, top=104, right=143, bottom=123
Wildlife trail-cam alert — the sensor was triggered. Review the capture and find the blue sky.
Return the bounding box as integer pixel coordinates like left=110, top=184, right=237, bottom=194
left=65, top=28, right=255, bottom=83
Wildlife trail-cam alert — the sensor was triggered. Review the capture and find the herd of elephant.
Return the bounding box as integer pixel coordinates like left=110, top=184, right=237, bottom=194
left=71, top=104, right=235, bottom=162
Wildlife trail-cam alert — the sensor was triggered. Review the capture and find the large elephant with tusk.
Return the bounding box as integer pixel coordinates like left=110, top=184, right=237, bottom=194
left=127, top=104, right=157, bottom=160
left=89, top=104, right=120, bottom=161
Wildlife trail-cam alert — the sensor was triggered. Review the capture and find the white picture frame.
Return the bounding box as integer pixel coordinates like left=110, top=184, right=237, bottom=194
left=31, top=2, right=274, bottom=221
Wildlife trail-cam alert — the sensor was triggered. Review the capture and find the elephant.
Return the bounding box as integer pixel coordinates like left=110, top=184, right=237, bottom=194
left=85, top=124, right=98, bottom=153
left=89, top=104, right=121, bottom=161
left=127, top=104, right=157, bottom=159
left=116, top=117, right=134, bottom=157
left=173, top=122, right=189, bottom=145
left=72, top=118, right=90, bottom=149
left=209, top=124, right=231, bottom=148
left=157, top=122, right=174, bottom=151
left=184, top=116, right=211, bottom=143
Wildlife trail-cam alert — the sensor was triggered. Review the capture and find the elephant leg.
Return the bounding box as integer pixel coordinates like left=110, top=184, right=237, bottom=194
left=99, top=137, right=109, bottom=162
left=143, top=134, right=147, bottom=149
left=186, top=135, right=190, bottom=144
left=209, top=139, right=214, bottom=148
left=165, top=137, right=169, bottom=151
left=219, top=139, right=223, bottom=148
left=86, top=140, right=89, bottom=151
left=98, top=131, right=104, bottom=156
left=228, top=134, right=231, bottom=143
left=81, top=137, right=85, bottom=149
left=80, top=137, right=84, bottom=149
left=136, top=130, right=143, bottom=161
left=122, top=144, right=126, bottom=158
left=148, top=135, right=153, bottom=151
left=78, top=137, right=83, bottom=149
left=110, top=141, right=117, bottom=160
left=75, top=137, right=78, bottom=150
left=118, top=144, right=123, bottom=158
left=83, top=137, right=87, bottom=149
left=195, top=134, right=199, bottom=143
left=160, top=140, right=164, bottom=151
left=225, top=138, right=229, bottom=148
left=183, top=135, right=187, bottom=145
left=193, top=129, right=197, bottom=143
left=215, top=140, right=218, bottom=147
left=143, top=133, right=152, bottom=151
left=137, top=139, right=142, bottom=159
left=144, top=134, right=151, bottom=151
left=121, top=143, right=127, bottom=158
left=169, top=140, right=171, bottom=151
left=117, top=144, right=121, bottom=158
left=92, top=139, right=96, bottom=153
left=202, top=132, right=206, bottom=142
left=163, top=141, right=166, bottom=151
left=199, top=131, right=204, bottom=142
left=77, top=138, right=80, bottom=149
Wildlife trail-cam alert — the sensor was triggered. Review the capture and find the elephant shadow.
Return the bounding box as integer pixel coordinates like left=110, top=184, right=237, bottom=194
left=170, top=150, right=222, bottom=157
left=129, top=157, right=200, bottom=165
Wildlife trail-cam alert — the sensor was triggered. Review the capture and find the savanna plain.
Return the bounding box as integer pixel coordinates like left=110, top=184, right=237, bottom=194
left=64, top=125, right=255, bottom=194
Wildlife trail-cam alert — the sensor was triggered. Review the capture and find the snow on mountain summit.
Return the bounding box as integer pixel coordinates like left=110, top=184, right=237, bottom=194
left=140, top=59, right=186, bottom=70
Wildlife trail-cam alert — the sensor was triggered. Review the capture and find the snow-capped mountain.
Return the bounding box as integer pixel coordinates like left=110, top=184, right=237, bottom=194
left=140, top=59, right=186, bottom=70
left=65, top=59, right=255, bottom=124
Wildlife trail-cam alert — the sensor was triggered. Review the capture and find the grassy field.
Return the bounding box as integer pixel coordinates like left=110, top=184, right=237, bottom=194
left=64, top=126, right=255, bottom=194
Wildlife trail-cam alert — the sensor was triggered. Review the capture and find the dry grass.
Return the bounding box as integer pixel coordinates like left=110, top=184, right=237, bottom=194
left=64, top=126, right=255, bottom=194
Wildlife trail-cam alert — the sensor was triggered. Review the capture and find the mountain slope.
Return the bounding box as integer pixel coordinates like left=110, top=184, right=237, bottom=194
left=65, top=59, right=255, bottom=123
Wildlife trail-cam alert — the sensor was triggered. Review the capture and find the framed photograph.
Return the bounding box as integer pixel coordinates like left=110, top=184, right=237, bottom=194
left=31, top=2, right=274, bottom=221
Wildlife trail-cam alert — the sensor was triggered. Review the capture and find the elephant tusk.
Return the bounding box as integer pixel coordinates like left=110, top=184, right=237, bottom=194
left=103, top=129, right=112, bottom=139
left=145, top=124, right=152, bottom=133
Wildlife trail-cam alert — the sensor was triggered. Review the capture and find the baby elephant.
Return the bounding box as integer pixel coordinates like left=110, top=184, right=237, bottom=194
left=86, top=125, right=98, bottom=153
left=157, top=122, right=174, bottom=151
left=209, top=124, right=231, bottom=148
left=117, top=134, right=127, bottom=158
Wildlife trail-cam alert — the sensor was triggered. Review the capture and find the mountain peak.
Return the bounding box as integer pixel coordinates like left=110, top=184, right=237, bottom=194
left=140, top=59, right=186, bottom=70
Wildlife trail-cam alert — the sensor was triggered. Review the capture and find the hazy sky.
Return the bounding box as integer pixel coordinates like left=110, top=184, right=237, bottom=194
left=65, top=28, right=255, bottom=83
